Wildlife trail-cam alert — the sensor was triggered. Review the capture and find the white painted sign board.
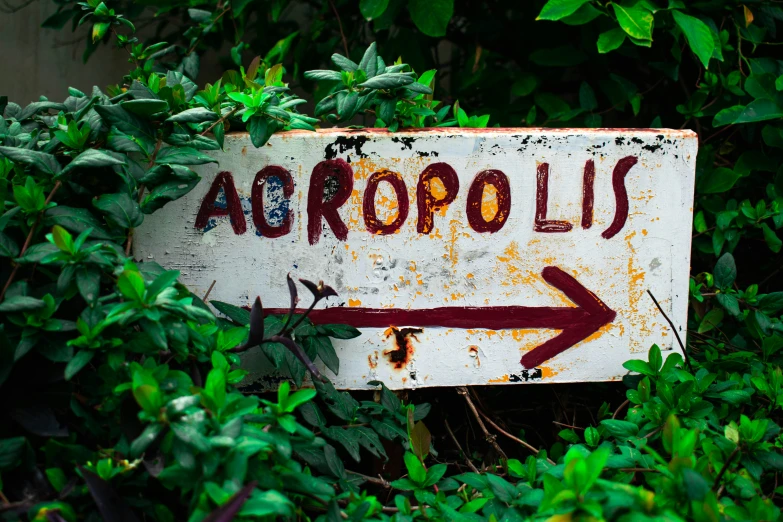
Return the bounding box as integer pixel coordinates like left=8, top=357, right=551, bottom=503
left=135, top=128, right=697, bottom=389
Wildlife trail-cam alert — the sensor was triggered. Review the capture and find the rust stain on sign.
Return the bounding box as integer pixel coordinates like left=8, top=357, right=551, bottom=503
left=135, top=128, right=697, bottom=390
left=383, top=327, right=423, bottom=369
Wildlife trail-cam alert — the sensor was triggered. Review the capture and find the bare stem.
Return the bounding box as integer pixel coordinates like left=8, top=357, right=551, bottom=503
left=1, top=180, right=63, bottom=301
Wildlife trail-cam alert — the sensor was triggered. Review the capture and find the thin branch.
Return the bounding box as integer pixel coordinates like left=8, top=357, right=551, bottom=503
left=328, top=0, right=349, bottom=57
left=203, top=280, right=217, bottom=302
left=477, top=408, right=556, bottom=466
left=613, top=399, right=630, bottom=419
left=456, top=387, right=507, bottom=461
left=647, top=290, right=693, bottom=372
left=713, top=446, right=740, bottom=490
left=346, top=471, right=390, bottom=488
left=1, top=180, right=62, bottom=301
left=444, top=418, right=480, bottom=474
left=125, top=139, right=162, bottom=257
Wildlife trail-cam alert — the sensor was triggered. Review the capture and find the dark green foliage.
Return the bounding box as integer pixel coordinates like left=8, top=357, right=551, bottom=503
left=1, top=0, right=783, bottom=520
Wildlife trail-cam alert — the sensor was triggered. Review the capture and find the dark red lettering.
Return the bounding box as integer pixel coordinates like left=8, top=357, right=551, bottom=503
left=363, top=170, right=409, bottom=235
left=534, top=163, right=572, bottom=233
left=466, top=169, right=511, bottom=233
left=602, top=156, right=638, bottom=239
left=581, top=159, right=595, bottom=229
left=251, top=166, right=294, bottom=238
left=194, top=171, right=246, bottom=234
left=416, top=162, right=459, bottom=234
left=307, top=159, right=354, bottom=244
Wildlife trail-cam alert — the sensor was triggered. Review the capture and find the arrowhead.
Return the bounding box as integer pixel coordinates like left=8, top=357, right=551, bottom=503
left=520, top=266, right=616, bottom=369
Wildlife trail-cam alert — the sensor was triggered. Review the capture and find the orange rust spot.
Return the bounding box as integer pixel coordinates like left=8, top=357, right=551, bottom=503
left=539, top=366, right=560, bottom=379
left=466, top=273, right=474, bottom=279
left=383, top=327, right=422, bottom=370
left=367, top=352, right=378, bottom=369
left=642, top=229, right=648, bottom=236
left=348, top=298, right=362, bottom=307
left=241, top=146, right=247, bottom=155
left=489, top=374, right=510, bottom=383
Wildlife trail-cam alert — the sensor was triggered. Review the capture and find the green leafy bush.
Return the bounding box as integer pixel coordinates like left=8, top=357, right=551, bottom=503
left=1, top=0, right=783, bottom=520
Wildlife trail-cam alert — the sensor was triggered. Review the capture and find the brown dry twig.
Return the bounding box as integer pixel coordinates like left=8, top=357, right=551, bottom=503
left=456, top=387, right=507, bottom=461
left=444, top=418, right=481, bottom=474
left=477, top=409, right=556, bottom=466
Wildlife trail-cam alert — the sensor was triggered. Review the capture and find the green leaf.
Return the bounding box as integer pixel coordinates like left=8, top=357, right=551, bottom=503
left=537, top=0, right=591, bottom=21
left=0, top=232, right=20, bottom=258
left=303, top=70, right=343, bottom=82
left=600, top=419, right=639, bottom=439
left=712, top=105, right=745, bottom=127
left=698, top=308, right=724, bottom=334
left=118, top=269, right=146, bottom=301
left=65, top=350, right=95, bottom=380
left=579, top=82, right=598, bottom=111
left=94, top=104, right=155, bottom=141
left=93, top=192, right=143, bottom=228
left=76, top=268, right=100, bottom=304
left=248, top=117, right=273, bottom=148
left=319, top=324, right=361, bottom=339
left=672, top=10, right=714, bottom=69
left=714, top=253, right=736, bottom=289
left=166, top=107, right=218, bottom=123
left=120, top=99, right=170, bottom=118
left=331, top=53, right=358, bottom=72
left=141, top=179, right=199, bottom=214
left=622, top=359, right=655, bottom=376
left=403, top=451, right=426, bottom=483
left=716, top=293, right=740, bottom=316
left=0, top=146, right=61, bottom=176
left=44, top=206, right=112, bottom=240
left=155, top=147, right=216, bottom=166
left=0, top=296, right=45, bottom=312
left=408, top=0, right=454, bottom=37
left=360, top=0, right=389, bottom=20
left=734, top=99, right=783, bottom=124
left=211, top=301, right=250, bottom=325
left=699, top=167, right=740, bottom=194
left=63, top=149, right=125, bottom=175
left=762, top=223, right=782, bottom=253
left=130, top=423, right=163, bottom=458
left=360, top=73, right=415, bottom=89
left=315, top=336, right=339, bottom=374
left=597, top=28, right=626, bottom=53
left=612, top=4, right=653, bottom=41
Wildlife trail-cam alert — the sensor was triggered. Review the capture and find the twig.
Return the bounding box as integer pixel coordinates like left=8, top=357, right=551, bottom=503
left=125, top=139, right=162, bottom=257
left=328, top=0, right=349, bottom=57
left=476, top=408, right=556, bottom=466
left=619, top=468, right=660, bottom=473
left=201, top=107, right=239, bottom=136
left=0, top=489, right=8, bottom=505
left=444, top=418, right=480, bottom=474
left=713, top=446, right=740, bottom=490
left=456, top=387, right=507, bottom=461
left=613, top=399, right=630, bottom=419
left=0, top=180, right=62, bottom=301
left=647, top=290, right=693, bottom=372
left=203, top=280, right=217, bottom=302
left=552, top=421, right=584, bottom=431
left=346, top=471, right=390, bottom=488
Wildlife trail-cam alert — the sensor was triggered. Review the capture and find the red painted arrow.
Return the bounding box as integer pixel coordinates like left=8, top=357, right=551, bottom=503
left=265, top=266, right=616, bottom=369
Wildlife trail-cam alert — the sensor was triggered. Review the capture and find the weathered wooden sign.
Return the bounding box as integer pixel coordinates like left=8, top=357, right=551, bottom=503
left=135, top=128, right=697, bottom=389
